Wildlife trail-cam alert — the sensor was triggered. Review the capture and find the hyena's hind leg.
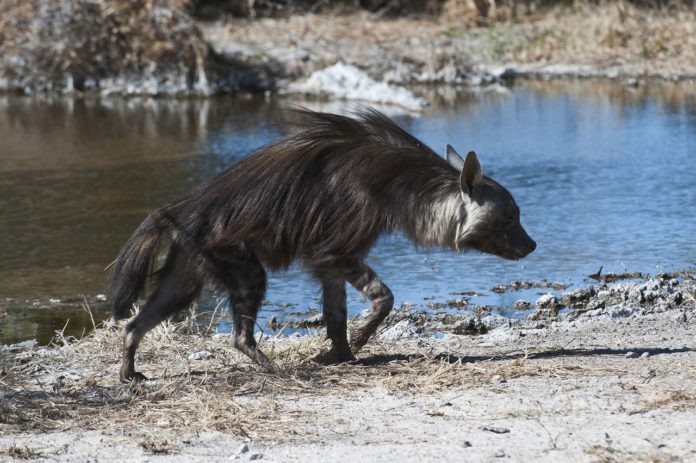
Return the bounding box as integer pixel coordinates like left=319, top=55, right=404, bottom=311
left=120, top=250, right=202, bottom=382
left=310, top=258, right=394, bottom=357
left=344, top=260, right=394, bottom=353
left=208, top=249, right=270, bottom=366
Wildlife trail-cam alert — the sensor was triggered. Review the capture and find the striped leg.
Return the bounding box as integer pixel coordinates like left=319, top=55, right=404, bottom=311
left=208, top=248, right=269, bottom=366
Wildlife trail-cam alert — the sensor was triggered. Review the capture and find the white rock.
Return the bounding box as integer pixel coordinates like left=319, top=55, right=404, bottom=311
left=2, top=339, right=38, bottom=351
left=289, top=62, right=426, bottom=111
left=609, top=305, right=635, bottom=318
left=378, top=319, right=422, bottom=341
left=536, top=293, right=558, bottom=308
left=188, top=350, right=214, bottom=361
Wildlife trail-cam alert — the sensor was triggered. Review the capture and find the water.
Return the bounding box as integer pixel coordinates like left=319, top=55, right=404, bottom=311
left=1, top=80, right=695, bottom=344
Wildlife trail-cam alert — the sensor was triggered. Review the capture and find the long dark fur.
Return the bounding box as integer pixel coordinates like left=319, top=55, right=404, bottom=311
left=109, top=107, right=535, bottom=382
left=110, top=108, right=458, bottom=318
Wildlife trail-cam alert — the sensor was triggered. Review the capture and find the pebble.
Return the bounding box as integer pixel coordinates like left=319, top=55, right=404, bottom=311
left=249, top=454, right=263, bottom=460
left=513, top=299, right=531, bottom=310
left=609, top=306, right=635, bottom=318
left=625, top=351, right=639, bottom=358
left=640, top=352, right=650, bottom=358
left=305, top=313, right=324, bottom=325
left=586, top=299, right=605, bottom=311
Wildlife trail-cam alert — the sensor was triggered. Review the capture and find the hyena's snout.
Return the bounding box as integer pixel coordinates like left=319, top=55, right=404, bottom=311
left=507, top=223, right=536, bottom=259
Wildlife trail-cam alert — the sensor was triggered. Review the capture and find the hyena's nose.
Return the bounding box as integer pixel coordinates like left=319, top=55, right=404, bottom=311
left=529, top=240, right=537, bottom=252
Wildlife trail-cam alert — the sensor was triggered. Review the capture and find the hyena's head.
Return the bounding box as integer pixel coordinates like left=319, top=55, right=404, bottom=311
left=446, top=145, right=536, bottom=260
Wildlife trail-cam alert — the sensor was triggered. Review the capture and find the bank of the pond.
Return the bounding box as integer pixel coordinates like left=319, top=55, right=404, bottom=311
left=1, top=274, right=694, bottom=461
left=2, top=1, right=696, bottom=99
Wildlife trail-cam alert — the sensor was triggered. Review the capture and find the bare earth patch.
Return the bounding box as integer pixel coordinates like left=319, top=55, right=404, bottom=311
left=2, top=290, right=695, bottom=462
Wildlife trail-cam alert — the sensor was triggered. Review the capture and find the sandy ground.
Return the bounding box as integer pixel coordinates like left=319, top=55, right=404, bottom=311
left=1, top=275, right=695, bottom=462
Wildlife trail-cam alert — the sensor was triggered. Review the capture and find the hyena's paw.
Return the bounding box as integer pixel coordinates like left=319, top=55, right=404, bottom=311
left=311, top=346, right=357, bottom=365
left=348, top=329, right=370, bottom=353
left=120, top=371, right=148, bottom=383
left=245, top=348, right=276, bottom=373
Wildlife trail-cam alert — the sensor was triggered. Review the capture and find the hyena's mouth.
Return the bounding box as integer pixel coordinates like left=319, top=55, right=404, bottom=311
left=468, top=240, right=533, bottom=261
left=498, top=249, right=525, bottom=260
left=501, top=243, right=537, bottom=260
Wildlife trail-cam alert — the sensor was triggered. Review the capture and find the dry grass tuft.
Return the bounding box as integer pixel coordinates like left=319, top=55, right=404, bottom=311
left=138, top=433, right=181, bottom=455
left=4, top=444, right=43, bottom=460
left=630, top=389, right=696, bottom=415
left=653, top=390, right=696, bottom=411
left=585, top=444, right=681, bottom=463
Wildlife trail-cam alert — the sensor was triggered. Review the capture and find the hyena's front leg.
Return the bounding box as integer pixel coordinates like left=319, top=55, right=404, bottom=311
left=345, top=261, right=394, bottom=353
left=314, top=278, right=356, bottom=364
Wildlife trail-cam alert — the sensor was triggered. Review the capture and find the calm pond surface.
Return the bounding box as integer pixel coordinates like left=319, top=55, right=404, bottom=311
left=1, top=80, right=695, bottom=344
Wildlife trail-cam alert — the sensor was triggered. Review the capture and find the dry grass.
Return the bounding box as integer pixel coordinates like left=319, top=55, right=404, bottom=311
left=629, top=389, right=696, bottom=415
left=441, top=0, right=696, bottom=75
left=0, top=308, right=617, bottom=442
left=586, top=445, right=681, bottom=463
left=501, top=2, right=696, bottom=67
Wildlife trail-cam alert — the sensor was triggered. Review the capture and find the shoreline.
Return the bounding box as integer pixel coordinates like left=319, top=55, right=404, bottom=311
left=2, top=269, right=693, bottom=346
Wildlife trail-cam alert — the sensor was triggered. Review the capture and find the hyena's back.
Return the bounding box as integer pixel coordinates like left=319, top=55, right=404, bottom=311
left=157, top=109, right=455, bottom=270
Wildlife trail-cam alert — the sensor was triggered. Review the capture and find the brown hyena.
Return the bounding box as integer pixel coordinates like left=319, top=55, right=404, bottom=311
left=109, top=108, right=536, bottom=382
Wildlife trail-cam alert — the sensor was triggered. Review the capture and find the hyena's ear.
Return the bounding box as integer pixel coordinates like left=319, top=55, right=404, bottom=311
left=446, top=144, right=465, bottom=171
left=460, top=151, right=483, bottom=196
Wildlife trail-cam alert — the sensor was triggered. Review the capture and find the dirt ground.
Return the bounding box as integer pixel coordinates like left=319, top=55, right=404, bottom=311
left=1, top=276, right=695, bottom=462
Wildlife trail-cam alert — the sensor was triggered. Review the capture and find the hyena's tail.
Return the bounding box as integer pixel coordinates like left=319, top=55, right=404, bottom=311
left=109, top=212, right=168, bottom=321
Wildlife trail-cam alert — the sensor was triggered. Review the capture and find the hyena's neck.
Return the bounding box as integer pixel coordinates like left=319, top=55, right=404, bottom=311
left=405, top=188, right=464, bottom=249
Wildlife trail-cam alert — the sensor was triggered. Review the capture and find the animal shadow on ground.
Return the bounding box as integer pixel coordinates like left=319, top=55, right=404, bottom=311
left=355, top=346, right=693, bottom=366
